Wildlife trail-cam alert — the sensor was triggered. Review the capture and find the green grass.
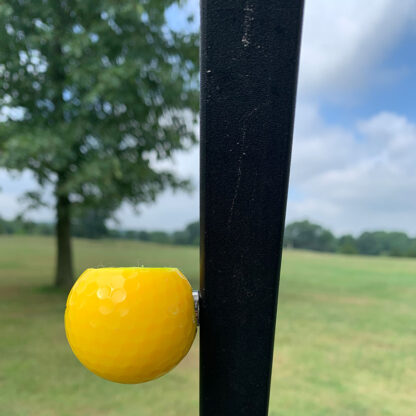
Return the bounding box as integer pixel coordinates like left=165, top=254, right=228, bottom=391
left=0, top=235, right=415, bottom=415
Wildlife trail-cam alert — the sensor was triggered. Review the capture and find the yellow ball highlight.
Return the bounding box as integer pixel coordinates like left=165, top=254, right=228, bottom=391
left=65, top=267, right=197, bottom=384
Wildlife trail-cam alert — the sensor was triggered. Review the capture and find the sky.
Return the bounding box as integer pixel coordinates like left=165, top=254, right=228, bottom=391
left=1, top=0, right=416, bottom=236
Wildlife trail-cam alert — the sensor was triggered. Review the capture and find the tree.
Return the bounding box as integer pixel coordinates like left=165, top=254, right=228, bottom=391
left=284, top=220, right=337, bottom=252
left=0, top=1, right=198, bottom=288
left=356, top=231, right=411, bottom=257
left=147, top=231, right=172, bottom=244
left=406, top=239, right=416, bottom=258
left=337, top=234, right=358, bottom=255
left=356, top=231, right=388, bottom=255
left=71, top=207, right=109, bottom=239
left=172, top=220, right=199, bottom=245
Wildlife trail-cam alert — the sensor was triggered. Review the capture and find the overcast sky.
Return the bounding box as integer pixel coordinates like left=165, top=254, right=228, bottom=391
left=1, top=1, right=416, bottom=235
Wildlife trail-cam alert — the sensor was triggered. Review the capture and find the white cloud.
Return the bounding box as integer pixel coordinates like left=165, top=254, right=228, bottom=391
left=291, top=103, right=359, bottom=183
left=0, top=193, right=21, bottom=219
left=288, top=111, right=416, bottom=235
left=298, top=0, right=416, bottom=98
left=0, top=170, right=54, bottom=221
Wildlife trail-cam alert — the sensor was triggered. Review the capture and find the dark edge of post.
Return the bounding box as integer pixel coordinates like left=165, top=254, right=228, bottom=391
left=199, top=1, right=305, bottom=415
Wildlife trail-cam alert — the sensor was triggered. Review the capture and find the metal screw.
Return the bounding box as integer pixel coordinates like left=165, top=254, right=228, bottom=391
left=192, top=290, right=200, bottom=326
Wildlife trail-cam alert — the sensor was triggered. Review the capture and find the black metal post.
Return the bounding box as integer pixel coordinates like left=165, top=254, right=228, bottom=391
left=199, top=1, right=304, bottom=415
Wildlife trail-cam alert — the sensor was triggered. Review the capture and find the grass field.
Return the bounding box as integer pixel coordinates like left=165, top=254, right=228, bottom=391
left=0, top=235, right=415, bottom=415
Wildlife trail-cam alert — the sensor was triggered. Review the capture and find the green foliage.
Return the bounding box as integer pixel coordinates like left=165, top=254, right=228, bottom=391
left=356, top=231, right=412, bottom=257
left=71, top=207, right=109, bottom=239
left=284, top=220, right=337, bottom=252
left=109, top=220, right=199, bottom=246
left=0, top=0, right=198, bottom=208
left=283, top=220, right=416, bottom=258
left=0, top=215, right=54, bottom=235
left=146, top=230, right=172, bottom=244
left=171, top=220, right=199, bottom=245
left=337, top=234, right=358, bottom=255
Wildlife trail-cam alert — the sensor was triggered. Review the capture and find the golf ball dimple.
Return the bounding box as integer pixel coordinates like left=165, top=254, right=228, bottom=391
left=65, top=267, right=197, bottom=384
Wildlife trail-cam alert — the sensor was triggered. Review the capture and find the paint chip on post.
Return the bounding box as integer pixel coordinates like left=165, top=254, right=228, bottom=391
left=242, top=2, right=254, bottom=47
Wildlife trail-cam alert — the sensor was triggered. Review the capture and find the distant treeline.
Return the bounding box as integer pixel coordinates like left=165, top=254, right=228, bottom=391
left=1, top=215, right=416, bottom=257
left=108, top=221, right=200, bottom=246
left=0, top=216, right=54, bottom=236
left=0, top=215, right=200, bottom=246
left=283, top=220, right=416, bottom=258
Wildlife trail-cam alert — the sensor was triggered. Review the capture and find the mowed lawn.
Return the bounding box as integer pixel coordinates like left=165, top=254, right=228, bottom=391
left=0, top=236, right=415, bottom=416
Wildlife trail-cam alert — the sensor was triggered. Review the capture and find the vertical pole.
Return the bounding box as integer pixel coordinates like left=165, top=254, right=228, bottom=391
left=199, top=1, right=304, bottom=415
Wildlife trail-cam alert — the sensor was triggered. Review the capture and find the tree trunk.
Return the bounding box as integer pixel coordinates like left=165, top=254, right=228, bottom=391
left=55, top=193, right=74, bottom=289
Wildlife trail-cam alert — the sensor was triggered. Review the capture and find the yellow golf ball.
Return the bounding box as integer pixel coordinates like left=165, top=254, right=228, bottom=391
left=65, top=267, right=197, bottom=384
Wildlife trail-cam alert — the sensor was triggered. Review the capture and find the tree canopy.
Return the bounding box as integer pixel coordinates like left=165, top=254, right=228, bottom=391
left=284, top=220, right=337, bottom=252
